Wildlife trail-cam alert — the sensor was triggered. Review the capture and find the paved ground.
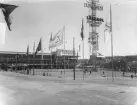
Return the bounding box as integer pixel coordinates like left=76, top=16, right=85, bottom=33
left=27, top=68, right=136, bottom=78
left=0, top=71, right=137, bottom=105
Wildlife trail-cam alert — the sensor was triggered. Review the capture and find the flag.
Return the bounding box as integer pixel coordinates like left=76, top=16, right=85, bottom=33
left=50, top=32, right=52, bottom=42
left=33, top=41, right=35, bottom=52
left=104, top=29, right=111, bottom=44
left=0, top=3, right=18, bottom=31
left=35, top=38, right=42, bottom=55
left=49, top=32, right=52, bottom=50
left=79, top=44, right=80, bottom=52
left=89, top=45, right=91, bottom=52
left=98, top=52, right=102, bottom=56
left=104, top=5, right=111, bottom=43
left=77, top=51, right=78, bottom=59
left=33, top=41, right=35, bottom=59
left=80, top=18, right=84, bottom=40
left=26, top=45, right=29, bottom=56
left=49, top=27, right=64, bottom=49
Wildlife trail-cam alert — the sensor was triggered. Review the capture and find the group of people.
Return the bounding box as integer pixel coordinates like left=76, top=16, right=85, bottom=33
left=26, top=68, right=31, bottom=75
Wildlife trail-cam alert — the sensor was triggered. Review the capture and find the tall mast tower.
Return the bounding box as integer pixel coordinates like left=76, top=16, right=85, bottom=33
left=84, top=0, right=103, bottom=65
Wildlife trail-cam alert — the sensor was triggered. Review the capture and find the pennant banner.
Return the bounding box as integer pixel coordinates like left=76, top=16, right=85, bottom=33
left=79, top=44, right=80, bottom=52
left=104, top=6, right=111, bottom=44
left=49, top=27, right=64, bottom=49
left=33, top=41, right=35, bottom=52
left=49, top=33, right=52, bottom=50
left=35, top=38, right=42, bottom=55
left=0, top=3, right=18, bottom=31
left=80, top=18, right=84, bottom=40
left=26, top=45, right=29, bottom=56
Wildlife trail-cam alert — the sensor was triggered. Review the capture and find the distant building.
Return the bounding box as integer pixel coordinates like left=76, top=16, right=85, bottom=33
left=0, top=50, right=78, bottom=70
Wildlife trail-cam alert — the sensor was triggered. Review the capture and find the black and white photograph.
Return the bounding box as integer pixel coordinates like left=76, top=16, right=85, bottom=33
left=0, top=0, right=137, bottom=105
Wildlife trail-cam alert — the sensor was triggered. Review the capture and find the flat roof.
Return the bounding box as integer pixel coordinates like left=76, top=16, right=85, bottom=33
left=0, top=51, right=51, bottom=55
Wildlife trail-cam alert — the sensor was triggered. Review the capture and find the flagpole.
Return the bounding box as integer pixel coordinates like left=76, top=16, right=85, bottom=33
left=79, top=44, right=82, bottom=70
left=41, top=37, right=43, bottom=70
left=49, top=32, right=52, bottom=70
left=80, top=18, right=85, bottom=80
left=77, top=50, right=78, bottom=67
left=73, top=37, right=76, bottom=80
left=6, top=56, right=8, bottom=71
left=56, top=47, right=57, bottom=69
left=64, top=26, right=66, bottom=76
left=82, top=39, right=84, bottom=80
left=110, top=4, right=114, bottom=82
left=51, top=48, right=52, bottom=69
left=33, top=42, right=35, bottom=76
left=33, top=54, right=35, bottom=75
left=27, top=45, right=29, bottom=74
left=16, top=53, right=18, bottom=73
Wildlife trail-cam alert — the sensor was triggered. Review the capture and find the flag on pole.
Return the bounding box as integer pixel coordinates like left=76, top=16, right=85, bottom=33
left=80, top=18, right=84, bottom=40
left=26, top=45, right=29, bottom=56
left=49, top=32, right=52, bottom=50
left=0, top=3, right=18, bottom=31
left=97, top=52, right=103, bottom=56
left=49, top=27, right=64, bottom=49
left=104, top=7, right=111, bottom=43
left=35, top=38, right=42, bottom=55
left=50, top=32, right=52, bottom=42
left=77, top=50, right=78, bottom=59
left=79, top=44, right=80, bottom=52
left=33, top=41, right=35, bottom=53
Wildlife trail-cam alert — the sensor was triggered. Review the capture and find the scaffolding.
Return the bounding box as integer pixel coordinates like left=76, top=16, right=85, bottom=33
left=84, top=0, right=103, bottom=65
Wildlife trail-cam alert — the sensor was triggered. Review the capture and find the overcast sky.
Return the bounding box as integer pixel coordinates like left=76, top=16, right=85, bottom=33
left=0, top=0, right=137, bottom=58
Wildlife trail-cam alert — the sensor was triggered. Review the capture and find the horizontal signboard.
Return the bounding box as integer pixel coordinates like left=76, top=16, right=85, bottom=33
left=56, top=49, right=74, bottom=56
left=84, top=3, right=103, bottom=11
left=88, top=39, right=98, bottom=45
left=87, top=20, right=102, bottom=24
left=87, top=16, right=104, bottom=22
left=90, top=24, right=100, bottom=27
left=89, top=32, right=98, bottom=35
left=89, top=35, right=98, bottom=39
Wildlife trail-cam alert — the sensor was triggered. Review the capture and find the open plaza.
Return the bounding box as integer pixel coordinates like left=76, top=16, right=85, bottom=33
left=0, top=70, right=137, bottom=105
left=0, top=0, right=137, bottom=105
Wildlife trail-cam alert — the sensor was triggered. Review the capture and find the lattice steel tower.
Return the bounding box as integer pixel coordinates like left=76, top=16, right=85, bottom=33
left=84, top=0, right=103, bottom=62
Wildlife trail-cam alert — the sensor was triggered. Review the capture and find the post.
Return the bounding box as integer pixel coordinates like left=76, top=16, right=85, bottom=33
left=41, top=38, right=43, bottom=70
left=73, top=37, right=75, bottom=80
left=27, top=45, right=29, bottom=74
left=94, top=55, right=97, bottom=75
left=33, top=41, right=35, bottom=76
left=68, top=55, right=69, bottom=69
left=56, top=47, right=57, bottom=69
left=51, top=48, right=52, bottom=69
left=41, top=51, right=43, bottom=70
left=33, top=54, right=35, bottom=75
left=110, top=4, right=114, bottom=82
left=16, top=53, right=18, bottom=72
left=77, top=50, right=78, bottom=67
left=6, top=56, right=8, bottom=71
left=82, top=39, right=84, bottom=80
left=64, top=26, right=66, bottom=76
